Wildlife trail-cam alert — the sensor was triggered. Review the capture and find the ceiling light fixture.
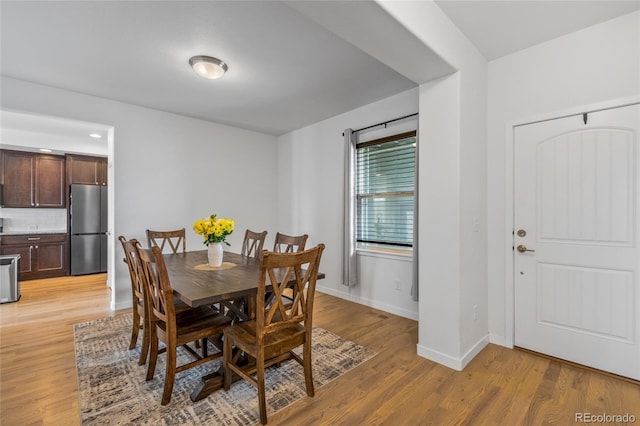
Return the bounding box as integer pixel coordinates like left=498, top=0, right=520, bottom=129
left=89, top=133, right=102, bottom=139
left=189, top=55, right=228, bottom=80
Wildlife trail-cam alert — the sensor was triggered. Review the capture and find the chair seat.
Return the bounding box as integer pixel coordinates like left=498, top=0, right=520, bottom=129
left=156, top=306, right=231, bottom=343
left=224, top=320, right=306, bottom=359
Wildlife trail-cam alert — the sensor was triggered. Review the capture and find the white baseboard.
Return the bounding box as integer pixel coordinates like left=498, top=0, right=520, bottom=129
left=417, top=344, right=463, bottom=370
left=461, top=334, right=490, bottom=368
left=316, top=284, right=419, bottom=321
left=489, top=333, right=511, bottom=348
left=114, top=300, right=133, bottom=311
left=417, top=333, right=489, bottom=371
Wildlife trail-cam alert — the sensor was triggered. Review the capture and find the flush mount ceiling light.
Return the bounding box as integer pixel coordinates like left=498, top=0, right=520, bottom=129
left=189, top=55, right=228, bottom=80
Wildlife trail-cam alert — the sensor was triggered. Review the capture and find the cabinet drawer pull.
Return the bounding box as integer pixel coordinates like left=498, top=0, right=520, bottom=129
left=27, top=237, right=41, bottom=241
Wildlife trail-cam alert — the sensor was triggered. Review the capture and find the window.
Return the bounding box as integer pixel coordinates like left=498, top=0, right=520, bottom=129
left=355, top=131, right=416, bottom=248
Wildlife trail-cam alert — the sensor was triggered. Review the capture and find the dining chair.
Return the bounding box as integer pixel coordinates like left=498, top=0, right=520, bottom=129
left=273, top=232, right=308, bottom=253
left=146, top=228, right=186, bottom=254
left=136, top=244, right=232, bottom=405
left=241, top=229, right=268, bottom=259
left=146, top=228, right=202, bottom=350
left=119, top=236, right=151, bottom=365
left=223, top=244, right=325, bottom=425
left=120, top=235, right=195, bottom=365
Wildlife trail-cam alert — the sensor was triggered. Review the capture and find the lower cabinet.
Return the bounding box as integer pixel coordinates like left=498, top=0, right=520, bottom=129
left=0, top=234, right=68, bottom=280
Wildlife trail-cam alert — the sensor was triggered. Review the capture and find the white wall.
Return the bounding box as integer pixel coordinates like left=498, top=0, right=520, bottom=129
left=1, top=76, right=279, bottom=310
left=277, top=87, right=419, bottom=319
left=487, top=11, right=640, bottom=344
left=378, top=1, right=489, bottom=369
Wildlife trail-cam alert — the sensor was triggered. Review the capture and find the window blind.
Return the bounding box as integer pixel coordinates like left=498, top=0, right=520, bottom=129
left=356, top=131, right=416, bottom=247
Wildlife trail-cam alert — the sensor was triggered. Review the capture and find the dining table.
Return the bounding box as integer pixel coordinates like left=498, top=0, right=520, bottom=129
left=162, top=249, right=325, bottom=402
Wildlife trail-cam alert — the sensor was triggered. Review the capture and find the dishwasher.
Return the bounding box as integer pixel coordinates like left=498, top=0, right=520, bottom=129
left=0, top=254, right=21, bottom=303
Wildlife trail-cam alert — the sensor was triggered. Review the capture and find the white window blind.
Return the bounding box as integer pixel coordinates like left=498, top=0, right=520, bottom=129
left=356, top=131, right=416, bottom=248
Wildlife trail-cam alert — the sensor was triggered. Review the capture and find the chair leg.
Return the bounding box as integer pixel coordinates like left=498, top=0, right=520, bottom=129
left=257, top=356, right=267, bottom=425
left=303, top=340, right=314, bottom=397
left=138, top=315, right=150, bottom=365
left=161, top=344, right=177, bottom=405
left=146, top=328, right=158, bottom=381
left=223, top=336, right=232, bottom=390
left=129, top=310, right=140, bottom=350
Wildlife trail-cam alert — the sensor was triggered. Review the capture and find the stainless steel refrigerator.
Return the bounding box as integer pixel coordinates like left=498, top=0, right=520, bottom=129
left=70, top=184, right=107, bottom=275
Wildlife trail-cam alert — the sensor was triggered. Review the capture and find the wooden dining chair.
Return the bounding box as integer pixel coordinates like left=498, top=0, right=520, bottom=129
left=136, top=244, right=231, bottom=405
left=146, top=228, right=186, bottom=254
left=223, top=244, right=325, bottom=425
left=120, top=235, right=195, bottom=365
left=273, top=232, right=308, bottom=253
left=241, top=229, right=268, bottom=259
left=119, top=236, right=151, bottom=365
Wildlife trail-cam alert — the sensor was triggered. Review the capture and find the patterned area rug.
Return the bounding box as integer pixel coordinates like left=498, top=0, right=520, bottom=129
left=74, top=313, right=375, bottom=425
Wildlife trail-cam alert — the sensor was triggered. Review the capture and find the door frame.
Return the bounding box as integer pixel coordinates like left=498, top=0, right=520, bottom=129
left=503, top=95, right=640, bottom=348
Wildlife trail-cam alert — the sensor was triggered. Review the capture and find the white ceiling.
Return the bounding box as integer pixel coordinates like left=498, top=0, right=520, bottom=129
left=435, top=0, right=640, bottom=60
left=0, top=1, right=416, bottom=136
left=1, top=1, right=638, bottom=139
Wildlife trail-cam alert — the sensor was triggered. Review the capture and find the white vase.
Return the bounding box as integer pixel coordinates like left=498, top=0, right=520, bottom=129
left=207, top=242, right=224, bottom=267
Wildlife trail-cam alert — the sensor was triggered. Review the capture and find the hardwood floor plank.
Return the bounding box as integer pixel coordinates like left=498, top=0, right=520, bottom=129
left=1, top=276, right=638, bottom=425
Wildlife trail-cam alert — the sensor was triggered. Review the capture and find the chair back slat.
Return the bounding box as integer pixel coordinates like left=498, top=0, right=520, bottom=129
left=146, top=228, right=186, bottom=254
left=256, top=244, right=324, bottom=337
left=241, top=229, right=268, bottom=259
left=273, top=232, right=308, bottom=254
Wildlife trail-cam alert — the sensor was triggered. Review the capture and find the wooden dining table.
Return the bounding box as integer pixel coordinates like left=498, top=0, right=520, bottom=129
left=162, top=249, right=325, bottom=402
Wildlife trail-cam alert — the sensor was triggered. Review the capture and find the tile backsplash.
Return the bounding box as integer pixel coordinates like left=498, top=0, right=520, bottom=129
left=0, top=208, right=67, bottom=232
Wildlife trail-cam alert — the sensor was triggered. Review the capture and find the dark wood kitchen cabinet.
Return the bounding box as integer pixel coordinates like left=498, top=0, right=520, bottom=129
left=0, top=150, right=66, bottom=208
left=66, top=154, right=108, bottom=186
left=0, top=234, right=69, bottom=280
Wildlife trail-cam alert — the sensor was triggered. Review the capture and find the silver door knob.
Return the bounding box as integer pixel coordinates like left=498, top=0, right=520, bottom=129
left=517, top=245, right=535, bottom=253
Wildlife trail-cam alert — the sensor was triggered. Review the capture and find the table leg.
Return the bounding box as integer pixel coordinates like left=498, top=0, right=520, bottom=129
left=190, top=351, right=251, bottom=401
left=191, top=296, right=252, bottom=401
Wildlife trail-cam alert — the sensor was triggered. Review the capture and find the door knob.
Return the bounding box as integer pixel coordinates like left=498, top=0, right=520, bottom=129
left=516, top=245, right=535, bottom=253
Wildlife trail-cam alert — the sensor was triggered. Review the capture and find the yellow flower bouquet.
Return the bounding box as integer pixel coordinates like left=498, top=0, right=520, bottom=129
left=193, top=214, right=235, bottom=246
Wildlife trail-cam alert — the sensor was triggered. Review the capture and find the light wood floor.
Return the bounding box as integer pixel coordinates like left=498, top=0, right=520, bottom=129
left=1, top=276, right=639, bottom=425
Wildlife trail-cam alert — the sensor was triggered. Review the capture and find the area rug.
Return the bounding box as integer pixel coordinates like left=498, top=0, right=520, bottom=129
left=74, top=313, right=375, bottom=425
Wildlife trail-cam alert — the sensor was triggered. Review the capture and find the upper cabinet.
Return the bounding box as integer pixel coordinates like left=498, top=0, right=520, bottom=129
left=66, top=154, right=107, bottom=186
left=0, top=150, right=66, bottom=208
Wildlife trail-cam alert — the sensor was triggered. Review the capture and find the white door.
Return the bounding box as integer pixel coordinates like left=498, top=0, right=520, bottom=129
left=514, top=103, right=640, bottom=380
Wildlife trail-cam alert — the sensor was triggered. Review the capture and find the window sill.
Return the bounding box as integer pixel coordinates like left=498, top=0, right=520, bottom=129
left=356, top=246, right=413, bottom=262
